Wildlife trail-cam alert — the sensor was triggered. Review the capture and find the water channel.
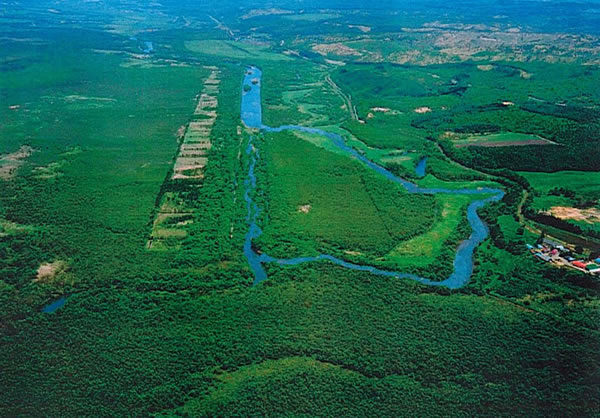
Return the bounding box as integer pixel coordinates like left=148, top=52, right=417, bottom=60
left=242, top=66, right=504, bottom=289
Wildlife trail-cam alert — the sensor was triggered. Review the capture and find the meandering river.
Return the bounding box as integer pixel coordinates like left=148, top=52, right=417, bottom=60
left=242, top=66, right=504, bottom=289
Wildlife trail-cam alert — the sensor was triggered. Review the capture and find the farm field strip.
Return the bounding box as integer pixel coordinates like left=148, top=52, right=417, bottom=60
left=148, top=68, right=221, bottom=250
left=172, top=68, right=221, bottom=180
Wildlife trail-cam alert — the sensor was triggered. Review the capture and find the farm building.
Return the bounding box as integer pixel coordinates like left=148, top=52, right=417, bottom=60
left=572, top=261, right=588, bottom=269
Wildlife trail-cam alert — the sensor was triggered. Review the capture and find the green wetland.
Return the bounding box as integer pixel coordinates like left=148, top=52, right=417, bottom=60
left=1, top=0, right=599, bottom=416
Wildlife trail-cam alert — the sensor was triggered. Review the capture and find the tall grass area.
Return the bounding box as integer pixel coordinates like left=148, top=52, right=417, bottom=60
left=254, top=131, right=436, bottom=258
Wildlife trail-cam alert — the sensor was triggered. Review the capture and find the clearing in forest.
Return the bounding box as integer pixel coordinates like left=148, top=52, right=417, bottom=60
left=171, top=68, right=220, bottom=180
left=0, top=145, right=34, bottom=179
left=35, top=261, right=67, bottom=282
left=148, top=68, right=221, bottom=250
left=185, top=40, right=291, bottom=61
left=544, top=206, right=600, bottom=224
left=452, top=132, right=556, bottom=147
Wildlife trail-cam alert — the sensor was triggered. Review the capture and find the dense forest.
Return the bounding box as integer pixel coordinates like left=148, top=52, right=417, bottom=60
left=1, top=0, right=599, bottom=415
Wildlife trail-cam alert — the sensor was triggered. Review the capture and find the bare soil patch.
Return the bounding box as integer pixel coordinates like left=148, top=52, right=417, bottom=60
left=313, top=43, right=362, bottom=57
left=36, top=261, right=66, bottom=281
left=0, top=145, right=34, bottom=179
left=176, top=125, right=186, bottom=140
left=414, top=107, right=432, bottom=114
left=174, top=157, right=208, bottom=170
left=544, top=206, right=600, bottom=224
left=519, top=69, right=533, bottom=79
left=348, top=25, right=371, bottom=33
left=241, top=8, right=292, bottom=19
left=297, top=204, right=312, bottom=214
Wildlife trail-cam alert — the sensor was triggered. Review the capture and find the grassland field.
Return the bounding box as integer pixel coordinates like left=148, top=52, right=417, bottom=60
left=255, top=131, right=437, bottom=259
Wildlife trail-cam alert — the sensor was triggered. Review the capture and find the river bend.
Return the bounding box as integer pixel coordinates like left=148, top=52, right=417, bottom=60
left=241, top=67, right=504, bottom=289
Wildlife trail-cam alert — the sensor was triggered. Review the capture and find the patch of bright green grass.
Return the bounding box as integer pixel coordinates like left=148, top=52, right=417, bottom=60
left=384, top=194, right=469, bottom=267
left=284, top=13, right=340, bottom=21
left=519, top=171, right=600, bottom=201
left=185, top=40, right=291, bottom=61
left=257, top=131, right=436, bottom=258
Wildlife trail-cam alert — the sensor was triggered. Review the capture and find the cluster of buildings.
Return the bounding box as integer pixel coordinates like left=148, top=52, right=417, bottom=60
left=527, top=238, right=600, bottom=275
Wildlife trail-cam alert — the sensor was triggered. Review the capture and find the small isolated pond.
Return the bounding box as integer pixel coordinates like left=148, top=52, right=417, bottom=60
left=42, top=296, right=67, bottom=313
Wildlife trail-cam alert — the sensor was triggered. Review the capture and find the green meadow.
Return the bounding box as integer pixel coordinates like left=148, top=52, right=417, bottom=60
left=185, top=40, right=292, bottom=61
left=255, top=131, right=436, bottom=258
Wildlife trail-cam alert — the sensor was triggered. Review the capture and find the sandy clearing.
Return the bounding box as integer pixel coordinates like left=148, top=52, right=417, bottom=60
left=477, top=64, right=495, bottom=71
left=1, top=145, right=34, bottom=161
left=153, top=213, right=192, bottom=228
left=36, top=261, right=66, bottom=281
left=348, top=25, right=371, bottom=33
left=154, top=228, right=188, bottom=239
left=195, top=110, right=217, bottom=117
left=33, top=161, right=65, bottom=179
left=167, top=70, right=220, bottom=184
left=184, top=138, right=211, bottom=145
left=324, top=59, right=346, bottom=66
left=176, top=125, right=186, bottom=140
left=312, top=43, right=362, bottom=57
left=0, top=145, right=34, bottom=180
left=175, top=157, right=208, bottom=168
left=181, top=143, right=212, bottom=151
left=189, top=121, right=215, bottom=130
left=241, top=8, right=292, bottom=19
left=414, top=106, right=432, bottom=114
left=519, top=69, right=532, bottom=79
left=64, top=95, right=116, bottom=102
left=297, top=204, right=311, bottom=214
left=172, top=173, right=204, bottom=180
left=180, top=150, right=208, bottom=158
left=544, top=206, right=600, bottom=224
left=92, top=49, right=126, bottom=55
